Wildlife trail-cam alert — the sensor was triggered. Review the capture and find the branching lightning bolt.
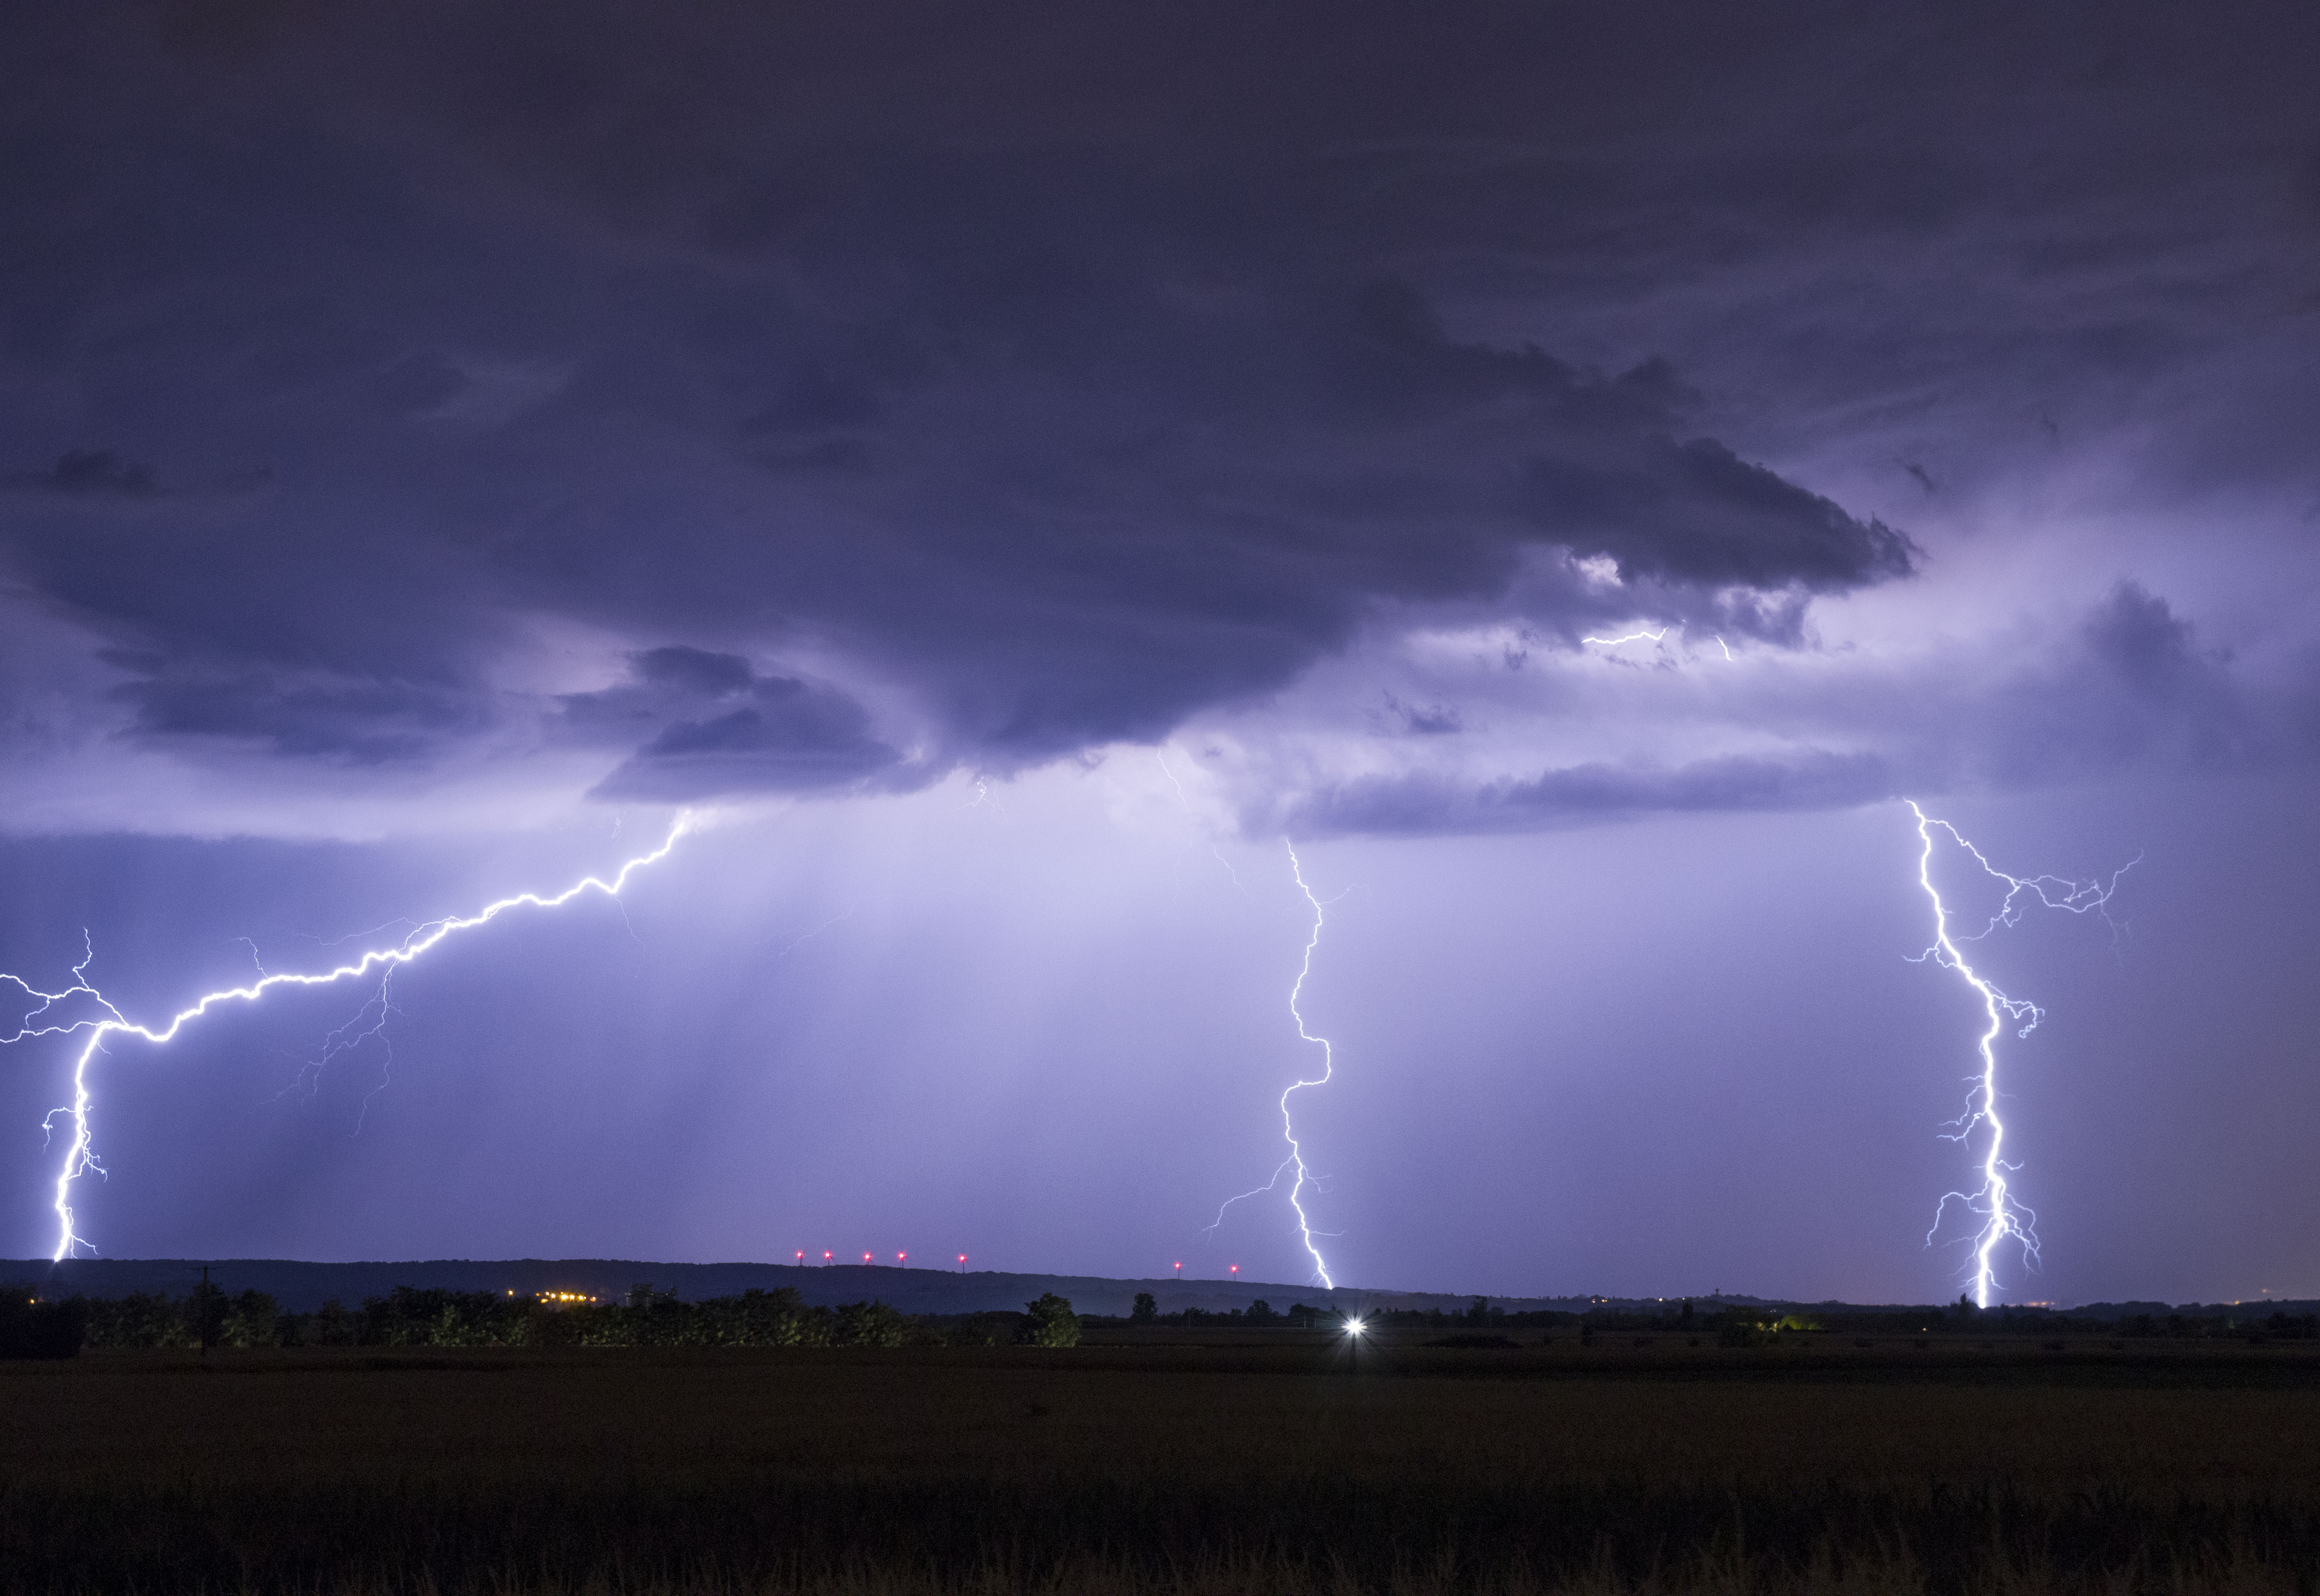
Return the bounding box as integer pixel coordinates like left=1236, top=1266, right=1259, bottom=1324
left=1905, top=800, right=2136, bottom=1308
left=1206, top=843, right=1338, bottom=1287
left=1154, top=748, right=1248, bottom=896
left=268, top=966, right=402, bottom=1135
left=2, top=814, right=694, bottom=1260
left=1583, top=626, right=1737, bottom=660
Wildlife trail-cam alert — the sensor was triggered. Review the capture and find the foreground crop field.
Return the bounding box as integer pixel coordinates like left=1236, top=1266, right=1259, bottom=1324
left=4, top=1331, right=2318, bottom=1594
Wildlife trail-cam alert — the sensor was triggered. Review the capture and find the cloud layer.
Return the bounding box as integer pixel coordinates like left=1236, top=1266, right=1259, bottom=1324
left=0, top=0, right=2313, bottom=832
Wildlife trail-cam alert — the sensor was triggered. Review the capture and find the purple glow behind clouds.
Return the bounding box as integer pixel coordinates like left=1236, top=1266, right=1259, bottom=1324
left=3, top=773, right=2314, bottom=1303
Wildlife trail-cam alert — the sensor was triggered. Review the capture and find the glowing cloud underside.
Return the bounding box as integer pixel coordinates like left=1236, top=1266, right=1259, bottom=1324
left=1906, top=800, right=2135, bottom=1308
left=1, top=816, right=693, bottom=1261
left=1207, top=842, right=1339, bottom=1287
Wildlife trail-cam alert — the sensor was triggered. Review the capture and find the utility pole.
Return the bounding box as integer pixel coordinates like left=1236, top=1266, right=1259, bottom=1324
left=198, top=1264, right=210, bottom=1357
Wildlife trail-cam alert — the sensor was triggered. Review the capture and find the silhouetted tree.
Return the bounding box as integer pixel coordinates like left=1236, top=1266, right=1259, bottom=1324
left=80, top=1290, right=178, bottom=1348
left=711, top=1287, right=820, bottom=1347
left=222, top=1289, right=281, bottom=1348
left=1131, top=1292, right=1157, bottom=1322
left=834, top=1300, right=909, bottom=1347
left=947, top=1312, right=1006, bottom=1347
left=0, top=1287, right=85, bottom=1359
left=186, top=1276, right=228, bottom=1351
left=1020, top=1292, right=1081, bottom=1347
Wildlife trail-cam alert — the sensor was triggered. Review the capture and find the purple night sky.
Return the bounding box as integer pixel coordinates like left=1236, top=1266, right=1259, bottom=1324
left=3, top=2, right=2316, bottom=1304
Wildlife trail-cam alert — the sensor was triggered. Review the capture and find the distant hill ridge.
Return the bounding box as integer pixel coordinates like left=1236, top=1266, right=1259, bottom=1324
left=6, top=1259, right=2308, bottom=1320
left=11, top=1258, right=1609, bottom=1316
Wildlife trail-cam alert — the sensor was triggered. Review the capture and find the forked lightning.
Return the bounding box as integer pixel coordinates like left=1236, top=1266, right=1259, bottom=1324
left=1906, top=800, right=2136, bottom=1307
left=1207, top=842, right=1339, bottom=1287
left=2, top=816, right=693, bottom=1260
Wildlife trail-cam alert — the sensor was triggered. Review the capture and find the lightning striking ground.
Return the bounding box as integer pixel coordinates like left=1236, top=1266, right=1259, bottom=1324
left=1206, top=843, right=1339, bottom=1287
left=1905, top=801, right=2136, bottom=1307
left=2, top=815, right=693, bottom=1260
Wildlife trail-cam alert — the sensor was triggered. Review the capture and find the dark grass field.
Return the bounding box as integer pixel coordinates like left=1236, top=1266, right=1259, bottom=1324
left=6, top=1328, right=2319, bottom=1594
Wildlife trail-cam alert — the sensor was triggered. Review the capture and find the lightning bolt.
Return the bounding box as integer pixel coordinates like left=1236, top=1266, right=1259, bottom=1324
left=770, top=912, right=852, bottom=959
left=3, top=814, right=694, bottom=1260
left=1583, top=626, right=1737, bottom=661
left=268, top=965, right=401, bottom=1134
left=1905, top=800, right=2136, bottom=1307
left=1207, top=842, right=1338, bottom=1287
left=1153, top=747, right=1249, bottom=896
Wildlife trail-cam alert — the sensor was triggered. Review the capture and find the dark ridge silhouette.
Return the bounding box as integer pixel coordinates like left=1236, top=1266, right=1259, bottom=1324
left=11, top=1259, right=2298, bottom=1321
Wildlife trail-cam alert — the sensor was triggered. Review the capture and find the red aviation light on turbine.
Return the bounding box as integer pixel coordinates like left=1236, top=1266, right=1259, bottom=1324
left=823, top=1251, right=833, bottom=1264
left=896, top=1252, right=906, bottom=1266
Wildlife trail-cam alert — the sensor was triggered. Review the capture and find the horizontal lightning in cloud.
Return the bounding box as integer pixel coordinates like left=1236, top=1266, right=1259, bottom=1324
left=1579, top=626, right=1738, bottom=661
left=2, top=815, right=694, bottom=1260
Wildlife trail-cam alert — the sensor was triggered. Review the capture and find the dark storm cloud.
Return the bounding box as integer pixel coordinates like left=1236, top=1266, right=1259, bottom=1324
left=0, top=0, right=2311, bottom=816
left=1280, top=582, right=2281, bottom=836
left=108, top=657, right=483, bottom=763
left=1968, top=582, right=2255, bottom=787
left=1294, top=749, right=1899, bottom=837
left=0, top=0, right=1939, bottom=790
left=1, top=451, right=160, bottom=498
left=1369, top=693, right=1465, bottom=739
left=560, top=647, right=903, bottom=800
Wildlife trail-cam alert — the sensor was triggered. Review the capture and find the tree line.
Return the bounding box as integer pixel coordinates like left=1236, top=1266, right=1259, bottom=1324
left=1, top=1282, right=1084, bottom=1357
left=1113, top=1291, right=2320, bottom=1343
